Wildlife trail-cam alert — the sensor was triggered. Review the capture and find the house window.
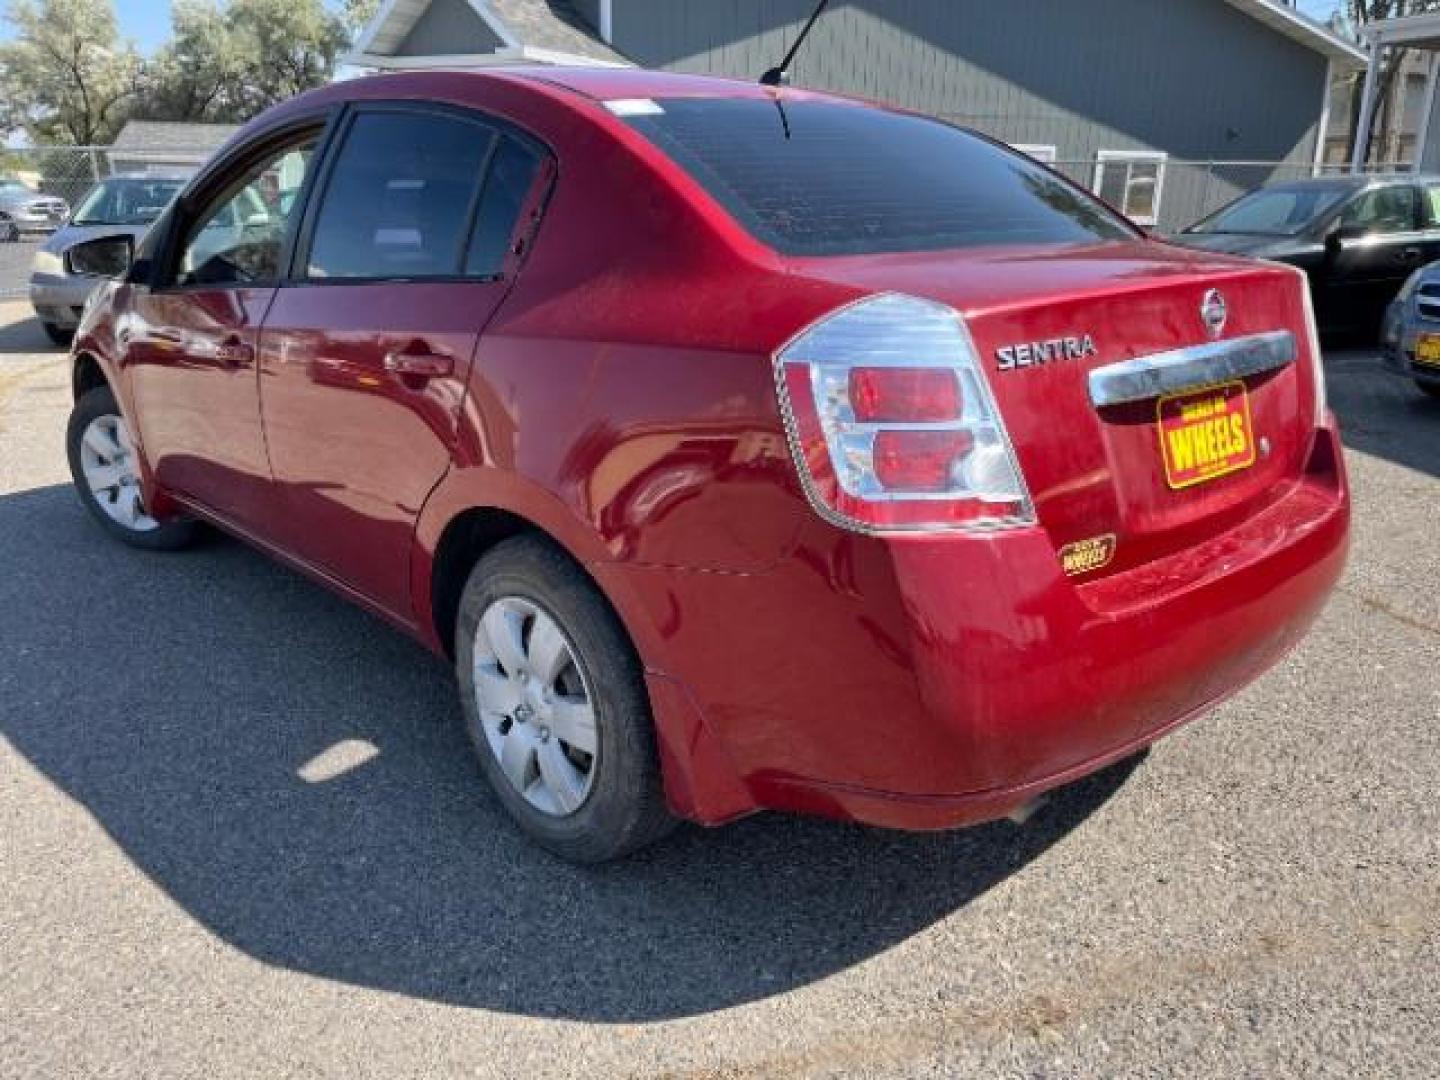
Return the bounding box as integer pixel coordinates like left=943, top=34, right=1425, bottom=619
left=1093, top=151, right=1167, bottom=226
left=1011, top=144, right=1057, bottom=164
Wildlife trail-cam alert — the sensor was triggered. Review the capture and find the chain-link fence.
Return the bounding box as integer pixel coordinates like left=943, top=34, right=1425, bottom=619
left=0, top=146, right=215, bottom=298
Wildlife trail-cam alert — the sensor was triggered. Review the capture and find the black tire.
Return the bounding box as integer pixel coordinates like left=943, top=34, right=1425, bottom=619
left=42, top=322, right=73, bottom=348
left=455, top=534, right=675, bottom=862
left=1417, top=380, right=1440, bottom=401
left=0, top=216, right=16, bottom=243
left=66, top=385, right=199, bottom=551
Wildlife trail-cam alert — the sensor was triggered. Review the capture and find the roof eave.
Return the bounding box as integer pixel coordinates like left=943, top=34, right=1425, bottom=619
left=1223, top=0, right=1368, bottom=67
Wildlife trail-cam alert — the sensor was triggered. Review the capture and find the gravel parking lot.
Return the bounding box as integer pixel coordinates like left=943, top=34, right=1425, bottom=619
left=0, top=298, right=1436, bottom=1078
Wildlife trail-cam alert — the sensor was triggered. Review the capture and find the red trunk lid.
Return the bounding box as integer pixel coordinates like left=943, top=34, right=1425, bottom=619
left=792, top=241, right=1321, bottom=573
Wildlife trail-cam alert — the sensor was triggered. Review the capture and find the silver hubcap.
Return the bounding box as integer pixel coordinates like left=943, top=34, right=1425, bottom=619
left=79, top=414, right=158, bottom=532
left=472, top=597, right=598, bottom=817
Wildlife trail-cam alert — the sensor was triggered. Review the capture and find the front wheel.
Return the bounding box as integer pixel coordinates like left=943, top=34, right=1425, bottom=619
left=455, top=535, right=675, bottom=862
left=42, top=322, right=73, bottom=348
left=1417, top=379, right=1440, bottom=401
left=0, top=216, right=16, bottom=243
left=66, top=385, right=199, bottom=550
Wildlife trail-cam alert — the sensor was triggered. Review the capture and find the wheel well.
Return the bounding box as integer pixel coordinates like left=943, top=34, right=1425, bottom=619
left=430, top=507, right=541, bottom=658
left=72, top=352, right=107, bottom=401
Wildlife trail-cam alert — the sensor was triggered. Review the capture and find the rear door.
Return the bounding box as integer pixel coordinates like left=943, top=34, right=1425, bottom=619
left=126, top=129, right=321, bottom=529
left=1321, top=184, right=1425, bottom=330
left=257, top=103, right=547, bottom=617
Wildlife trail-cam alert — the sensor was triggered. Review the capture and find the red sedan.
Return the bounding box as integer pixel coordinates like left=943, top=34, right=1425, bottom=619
left=62, top=69, right=1349, bottom=861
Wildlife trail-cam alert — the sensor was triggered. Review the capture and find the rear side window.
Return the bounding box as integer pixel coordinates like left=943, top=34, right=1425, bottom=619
left=465, top=138, right=542, bottom=277
left=621, top=98, right=1135, bottom=256
left=306, top=111, right=495, bottom=280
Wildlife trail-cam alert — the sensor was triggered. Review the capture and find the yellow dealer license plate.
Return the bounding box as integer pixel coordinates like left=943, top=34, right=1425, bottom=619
left=1415, top=333, right=1440, bottom=367
left=1157, top=381, right=1256, bottom=490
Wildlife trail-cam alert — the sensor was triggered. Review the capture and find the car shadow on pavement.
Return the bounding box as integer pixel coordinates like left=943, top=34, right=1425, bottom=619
left=0, top=483, right=1139, bottom=1022
left=0, top=311, right=59, bottom=355
left=1327, top=349, right=1440, bottom=479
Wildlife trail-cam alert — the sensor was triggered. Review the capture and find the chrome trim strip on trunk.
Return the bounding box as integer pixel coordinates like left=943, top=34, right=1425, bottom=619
left=1087, top=330, right=1297, bottom=408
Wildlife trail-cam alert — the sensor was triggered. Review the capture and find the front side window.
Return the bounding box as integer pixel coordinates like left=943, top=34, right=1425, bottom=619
left=305, top=111, right=497, bottom=280
left=1423, top=184, right=1440, bottom=228
left=176, top=138, right=317, bottom=287
left=620, top=98, right=1134, bottom=256
left=1093, top=152, right=1166, bottom=227
left=1340, top=185, right=1419, bottom=235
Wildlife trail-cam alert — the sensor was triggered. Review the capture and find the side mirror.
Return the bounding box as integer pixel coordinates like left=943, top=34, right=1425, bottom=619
left=65, top=235, right=133, bottom=279
left=1328, top=223, right=1368, bottom=250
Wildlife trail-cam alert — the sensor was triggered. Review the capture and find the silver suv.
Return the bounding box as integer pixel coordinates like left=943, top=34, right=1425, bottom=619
left=0, top=182, right=70, bottom=241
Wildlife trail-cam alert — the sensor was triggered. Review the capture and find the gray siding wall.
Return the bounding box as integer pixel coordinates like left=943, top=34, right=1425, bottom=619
left=395, top=0, right=504, bottom=57
left=610, top=0, right=1330, bottom=229
left=571, top=0, right=603, bottom=33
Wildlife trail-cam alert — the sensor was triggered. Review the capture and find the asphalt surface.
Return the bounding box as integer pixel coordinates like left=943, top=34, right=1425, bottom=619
left=0, top=239, right=41, bottom=299
left=0, top=298, right=1436, bottom=1078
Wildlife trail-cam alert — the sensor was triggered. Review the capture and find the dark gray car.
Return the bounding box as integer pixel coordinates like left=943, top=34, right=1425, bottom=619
left=28, top=175, right=186, bottom=345
left=1170, top=174, right=1440, bottom=338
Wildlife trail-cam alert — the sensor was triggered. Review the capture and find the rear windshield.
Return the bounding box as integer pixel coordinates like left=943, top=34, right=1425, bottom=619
left=620, top=97, right=1135, bottom=256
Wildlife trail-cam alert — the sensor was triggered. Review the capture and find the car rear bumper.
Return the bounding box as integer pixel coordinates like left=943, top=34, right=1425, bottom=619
left=30, top=273, right=91, bottom=328
left=601, top=422, right=1349, bottom=829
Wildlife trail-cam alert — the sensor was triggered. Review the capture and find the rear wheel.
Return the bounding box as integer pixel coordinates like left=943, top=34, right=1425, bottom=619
left=0, top=216, right=16, bottom=242
left=42, top=322, right=73, bottom=348
left=455, top=534, right=675, bottom=862
left=65, top=385, right=198, bottom=550
left=1417, top=380, right=1440, bottom=401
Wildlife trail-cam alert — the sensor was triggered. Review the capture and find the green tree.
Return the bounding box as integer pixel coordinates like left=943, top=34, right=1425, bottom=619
left=0, top=0, right=143, bottom=145
left=341, top=0, right=380, bottom=40
left=140, top=0, right=350, bottom=124
left=140, top=0, right=246, bottom=123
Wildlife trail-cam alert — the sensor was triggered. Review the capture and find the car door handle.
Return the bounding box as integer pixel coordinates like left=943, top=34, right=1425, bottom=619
left=384, top=350, right=453, bottom=379
left=214, top=339, right=254, bottom=367
left=1400, top=247, right=1424, bottom=261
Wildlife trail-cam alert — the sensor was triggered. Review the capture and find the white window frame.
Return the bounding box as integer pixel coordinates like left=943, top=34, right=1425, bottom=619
left=1011, top=143, right=1058, bottom=164
left=1093, top=150, right=1168, bottom=227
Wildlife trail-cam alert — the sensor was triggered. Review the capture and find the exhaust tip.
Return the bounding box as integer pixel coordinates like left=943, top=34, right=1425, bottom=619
left=1007, top=794, right=1049, bottom=826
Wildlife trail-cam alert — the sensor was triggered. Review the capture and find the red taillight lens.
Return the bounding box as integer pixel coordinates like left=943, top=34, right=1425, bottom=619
left=848, top=367, right=961, bottom=422
left=775, top=293, right=1033, bottom=534
left=872, top=430, right=974, bottom=492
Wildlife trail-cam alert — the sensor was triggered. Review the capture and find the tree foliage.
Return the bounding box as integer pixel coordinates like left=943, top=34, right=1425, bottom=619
left=0, top=0, right=144, bottom=144
left=0, top=0, right=355, bottom=142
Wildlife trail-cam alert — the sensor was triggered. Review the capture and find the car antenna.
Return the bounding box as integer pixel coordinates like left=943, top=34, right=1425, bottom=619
left=759, top=0, right=831, bottom=87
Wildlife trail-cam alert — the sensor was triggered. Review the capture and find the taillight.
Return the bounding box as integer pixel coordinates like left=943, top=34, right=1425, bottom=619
left=1298, top=271, right=1328, bottom=426
left=1268, top=262, right=1327, bottom=427
left=775, top=292, right=1034, bottom=533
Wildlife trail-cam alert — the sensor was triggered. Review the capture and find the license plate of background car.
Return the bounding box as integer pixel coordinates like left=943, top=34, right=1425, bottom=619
left=1415, top=333, right=1440, bottom=368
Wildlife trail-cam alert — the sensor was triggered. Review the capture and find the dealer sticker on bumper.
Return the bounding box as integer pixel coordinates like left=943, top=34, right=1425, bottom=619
left=1157, top=380, right=1256, bottom=490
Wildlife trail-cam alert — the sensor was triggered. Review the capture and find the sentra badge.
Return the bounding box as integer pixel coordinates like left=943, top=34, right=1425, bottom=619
left=996, top=335, right=1097, bottom=372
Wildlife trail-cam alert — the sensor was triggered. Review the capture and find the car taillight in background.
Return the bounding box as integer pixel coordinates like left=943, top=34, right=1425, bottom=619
left=775, top=293, right=1034, bottom=533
